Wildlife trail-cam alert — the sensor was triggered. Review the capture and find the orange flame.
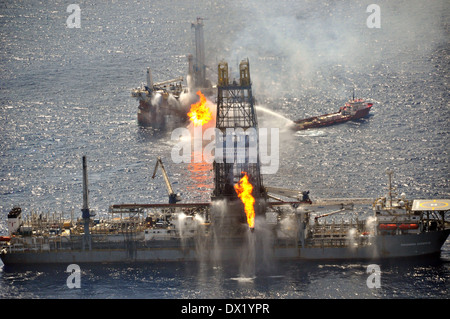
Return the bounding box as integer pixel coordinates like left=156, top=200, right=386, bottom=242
left=188, top=90, right=212, bottom=126
left=234, top=172, right=255, bottom=229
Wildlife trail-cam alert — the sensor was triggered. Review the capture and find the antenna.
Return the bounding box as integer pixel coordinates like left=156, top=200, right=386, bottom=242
left=82, top=156, right=89, bottom=217
left=386, top=168, right=395, bottom=208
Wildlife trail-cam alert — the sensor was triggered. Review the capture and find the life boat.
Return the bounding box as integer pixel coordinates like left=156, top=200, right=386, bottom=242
left=0, top=236, right=11, bottom=242
left=399, top=223, right=419, bottom=230
left=378, top=224, right=397, bottom=230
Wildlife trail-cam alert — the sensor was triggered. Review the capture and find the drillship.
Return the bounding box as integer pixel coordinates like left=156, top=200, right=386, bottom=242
left=1, top=60, right=448, bottom=265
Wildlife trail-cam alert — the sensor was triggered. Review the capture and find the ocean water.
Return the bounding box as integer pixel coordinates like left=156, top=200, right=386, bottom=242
left=0, top=0, right=448, bottom=300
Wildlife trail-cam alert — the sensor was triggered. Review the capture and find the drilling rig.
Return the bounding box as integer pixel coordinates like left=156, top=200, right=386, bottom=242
left=211, top=59, right=267, bottom=234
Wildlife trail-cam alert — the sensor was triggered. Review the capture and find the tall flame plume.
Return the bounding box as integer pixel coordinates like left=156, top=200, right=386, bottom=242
left=188, top=90, right=212, bottom=126
left=234, top=172, right=255, bottom=229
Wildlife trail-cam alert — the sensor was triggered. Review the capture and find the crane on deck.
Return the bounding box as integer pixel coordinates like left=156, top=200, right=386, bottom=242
left=152, top=157, right=181, bottom=204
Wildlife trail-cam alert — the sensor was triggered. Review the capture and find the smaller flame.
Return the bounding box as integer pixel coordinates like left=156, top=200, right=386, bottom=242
left=234, top=172, right=255, bottom=229
left=188, top=90, right=212, bottom=126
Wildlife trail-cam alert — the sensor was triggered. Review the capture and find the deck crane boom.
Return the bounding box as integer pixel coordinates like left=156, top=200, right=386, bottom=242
left=265, top=186, right=373, bottom=210
left=265, top=186, right=312, bottom=203
left=152, top=157, right=181, bottom=204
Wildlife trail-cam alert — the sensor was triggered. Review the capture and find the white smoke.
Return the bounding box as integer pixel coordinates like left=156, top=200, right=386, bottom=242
left=277, top=213, right=298, bottom=239
left=365, top=215, right=377, bottom=234
left=179, top=75, right=199, bottom=112
left=167, top=93, right=183, bottom=111
left=347, top=227, right=357, bottom=247
left=208, top=0, right=448, bottom=101
left=151, top=92, right=162, bottom=107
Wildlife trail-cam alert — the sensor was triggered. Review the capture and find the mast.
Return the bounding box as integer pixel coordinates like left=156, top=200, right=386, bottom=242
left=191, top=17, right=206, bottom=88
left=82, top=155, right=91, bottom=250
left=386, top=168, right=394, bottom=208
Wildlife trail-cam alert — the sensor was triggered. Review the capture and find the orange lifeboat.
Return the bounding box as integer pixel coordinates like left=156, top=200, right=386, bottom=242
left=379, top=224, right=397, bottom=230
left=0, top=236, right=11, bottom=242
left=399, top=223, right=419, bottom=230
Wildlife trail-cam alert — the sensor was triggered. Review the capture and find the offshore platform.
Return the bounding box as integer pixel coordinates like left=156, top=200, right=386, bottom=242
left=131, top=18, right=214, bottom=126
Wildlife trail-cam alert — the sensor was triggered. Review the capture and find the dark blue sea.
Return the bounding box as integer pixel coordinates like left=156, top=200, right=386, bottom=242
left=0, top=0, right=448, bottom=303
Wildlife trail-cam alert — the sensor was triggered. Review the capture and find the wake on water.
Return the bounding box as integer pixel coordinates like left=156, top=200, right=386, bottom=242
left=294, top=130, right=326, bottom=137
